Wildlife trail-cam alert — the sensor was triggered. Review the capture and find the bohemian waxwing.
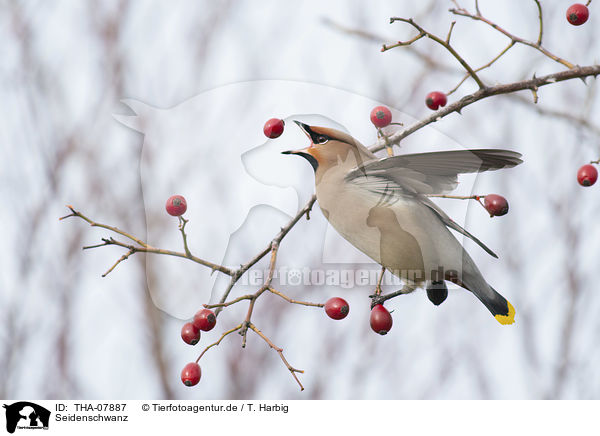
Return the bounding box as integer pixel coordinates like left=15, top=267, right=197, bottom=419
left=283, top=121, right=522, bottom=325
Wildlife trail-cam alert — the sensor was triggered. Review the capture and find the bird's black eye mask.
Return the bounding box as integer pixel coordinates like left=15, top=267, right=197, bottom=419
left=310, top=132, right=330, bottom=145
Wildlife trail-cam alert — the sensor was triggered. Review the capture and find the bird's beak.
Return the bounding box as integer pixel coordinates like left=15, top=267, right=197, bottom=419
left=281, top=149, right=301, bottom=155
left=281, top=121, right=318, bottom=171
left=281, top=120, right=313, bottom=156
left=293, top=120, right=312, bottom=139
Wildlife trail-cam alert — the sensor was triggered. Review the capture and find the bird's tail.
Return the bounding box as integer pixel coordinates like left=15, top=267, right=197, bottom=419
left=476, top=286, right=515, bottom=325
left=448, top=273, right=515, bottom=325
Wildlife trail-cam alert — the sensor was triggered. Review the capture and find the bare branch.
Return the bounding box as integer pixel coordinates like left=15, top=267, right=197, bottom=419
left=322, top=17, right=457, bottom=74
left=370, top=283, right=417, bottom=307
left=267, top=287, right=324, bottom=308
left=248, top=323, right=305, bottom=391
left=370, top=65, right=600, bottom=152
left=388, top=17, right=485, bottom=89
left=447, top=41, right=515, bottom=96
left=381, top=32, right=425, bottom=52
left=533, top=0, right=543, bottom=46
left=196, top=324, right=243, bottom=363
left=102, top=248, right=135, bottom=277
left=427, top=194, right=483, bottom=200
left=204, top=294, right=255, bottom=309
left=373, top=266, right=385, bottom=297
left=445, top=21, right=456, bottom=44
left=214, top=195, right=317, bottom=312
left=60, top=205, right=148, bottom=248
left=449, top=6, right=573, bottom=69
left=178, top=216, right=192, bottom=258
left=61, top=206, right=234, bottom=276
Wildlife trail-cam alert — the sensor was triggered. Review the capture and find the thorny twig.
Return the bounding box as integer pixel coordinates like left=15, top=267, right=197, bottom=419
left=62, top=195, right=321, bottom=389
left=370, top=65, right=600, bottom=153
left=386, top=17, right=486, bottom=89
left=449, top=2, right=573, bottom=69
left=427, top=193, right=487, bottom=210
left=60, top=206, right=233, bottom=276
left=322, top=17, right=457, bottom=74
left=446, top=41, right=515, bottom=96
left=370, top=282, right=418, bottom=308
left=213, top=195, right=318, bottom=316
left=249, top=323, right=305, bottom=391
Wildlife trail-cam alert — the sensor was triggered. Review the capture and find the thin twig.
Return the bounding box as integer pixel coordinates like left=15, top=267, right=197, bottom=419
left=204, top=294, right=255, bottom=309
left=370, top=283, right=417, bottom=307
left=381, top=32, right=425, bottom=52
left=449, top=6, right=574, bottom=69
left=533, top=0, right=543, bottom=46
left=60, top=205, right=148, bottom=248
left=374, top=266, right=385, bottom=297
left=248, top=323, right=304, bottom=391
left=427, top=194, right=482, bottom=200
left=388, top=17, right=485, bottom=89
left=196, top=324, right=243, bottom=363
left=447, top=41, right=515, bottom=96
left=61, top=206, right=234, bottom=276
left=370, top=65, right=600, bottom=152
left=178, top=216, right=192, bottom=257
left=214, top=195, right=317, bottom=312
left=427, top=194, right=486, bottom=209
left=445, top=21, right=456, bottom=44
left=102, top=249, right=134, bottom=277
left=239, top=245, right=279, bottom=346
left=267, top=287, right=324, bottom=308
left=322, top=17, right=457, bottom=74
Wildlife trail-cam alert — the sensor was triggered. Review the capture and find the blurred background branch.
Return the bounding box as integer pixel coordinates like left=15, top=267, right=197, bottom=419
left=1, top=0, right=599, bottom=400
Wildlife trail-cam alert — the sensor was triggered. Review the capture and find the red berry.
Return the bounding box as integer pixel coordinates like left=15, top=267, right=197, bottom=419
left=324, top=297, right=349, bottom=320
left=577, top=164, right=598, bottom=187
left=181, top=322, right=200, bottom=345
left=263, top=118, right=285, bottom=139
left=566, top=3, right=589, bottom=25
left=484, top=194, right=509, bottom=217
left=370, top=304, right=393, bottom=335
left=165, top=195, right=187, bottom=216
left=181, top=362, right=201, bottom=387
left=193, top=309, right=216, bottom=332
left=425, top=91, right=447, bottom=110
left=370, top=106, right=392, bottom=128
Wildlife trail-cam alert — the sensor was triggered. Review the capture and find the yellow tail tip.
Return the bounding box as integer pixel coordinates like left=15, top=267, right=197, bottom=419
left=494, top=300, right=515, bottom=325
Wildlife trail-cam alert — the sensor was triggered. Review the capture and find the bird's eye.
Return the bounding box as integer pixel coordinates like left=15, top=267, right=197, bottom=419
left=315, top=134, right=329, bottom=144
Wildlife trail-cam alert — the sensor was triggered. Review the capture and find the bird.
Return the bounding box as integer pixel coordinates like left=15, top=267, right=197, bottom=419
left=282, top=120, right=522, bottom=324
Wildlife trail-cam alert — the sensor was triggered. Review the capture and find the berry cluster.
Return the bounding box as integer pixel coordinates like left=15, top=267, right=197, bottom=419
left=323, top=296, right=394, bottom=335
left=179, top=308, right=217, bottom=387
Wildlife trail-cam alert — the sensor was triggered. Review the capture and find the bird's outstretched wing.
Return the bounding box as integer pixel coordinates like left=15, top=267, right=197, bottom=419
left=348, top=173, right=500, bottom=258
left=345, top=149, right=522, bottom=194
left=345, top=149, right=522, bottom=257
